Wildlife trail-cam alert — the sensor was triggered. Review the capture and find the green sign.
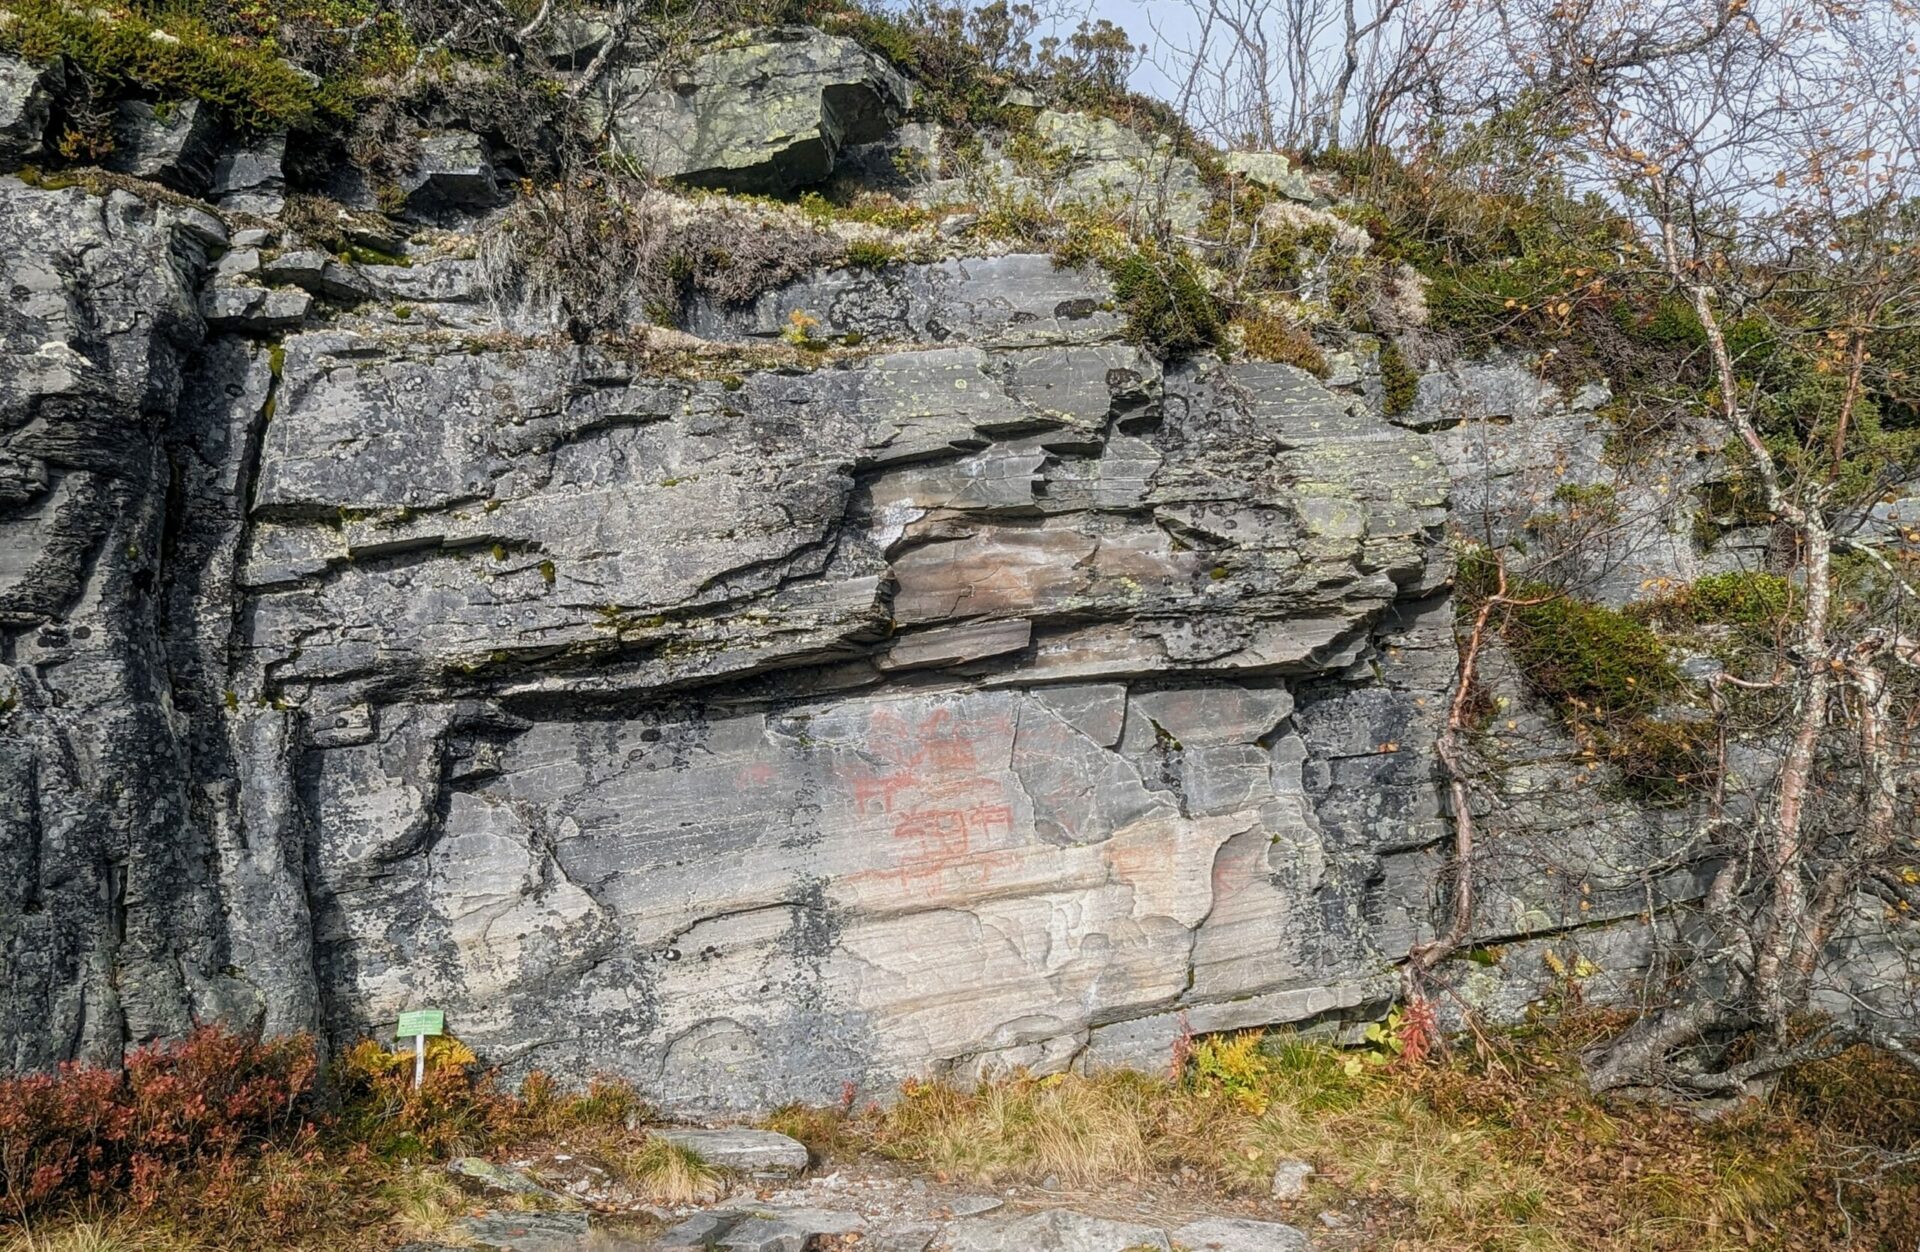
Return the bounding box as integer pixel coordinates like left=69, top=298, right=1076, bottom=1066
left=395, top=1009, right=445, bottom=1039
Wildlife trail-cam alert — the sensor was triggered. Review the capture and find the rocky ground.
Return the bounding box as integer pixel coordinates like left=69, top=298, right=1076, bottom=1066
left=405, top=1127, right=1346, bottom=1252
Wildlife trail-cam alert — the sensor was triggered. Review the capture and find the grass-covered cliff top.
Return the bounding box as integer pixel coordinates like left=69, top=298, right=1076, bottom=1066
left=6, top=0, right=1913, bottom=449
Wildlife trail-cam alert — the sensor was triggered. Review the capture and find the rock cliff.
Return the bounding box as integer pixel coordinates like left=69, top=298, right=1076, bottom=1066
left=1, top=24, right=1909, bottom=1108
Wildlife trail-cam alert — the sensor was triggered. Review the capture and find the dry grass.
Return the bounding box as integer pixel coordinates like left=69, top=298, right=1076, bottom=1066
left=617, top=1139, right=727, bottom=1206
left=867, top=1071, right=1161, bottom=1187
left=0, top=1215, right=201, bottom=1252
left=759, top=1102, right=863, bottom=1166
left=377, top=1169, right=479, bottom=1246
left=9, top=1021, right=1914, bottom=1252
left=848, top=1021, right=1920, bottom=1252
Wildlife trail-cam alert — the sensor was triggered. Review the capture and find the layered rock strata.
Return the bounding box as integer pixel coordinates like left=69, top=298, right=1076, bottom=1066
left=5, top=23, right=1912, bottom=1107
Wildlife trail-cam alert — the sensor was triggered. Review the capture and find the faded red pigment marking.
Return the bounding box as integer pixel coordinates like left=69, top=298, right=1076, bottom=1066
left=838, top=705, right=1025, bottom=901
left=871, top=803, right=1023, bottom=895
left=736, top=762, right=777, bottom=788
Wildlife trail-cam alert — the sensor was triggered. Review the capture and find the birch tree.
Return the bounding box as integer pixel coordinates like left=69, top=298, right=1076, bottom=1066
left=1501, top=0, right=1920, bottom=1098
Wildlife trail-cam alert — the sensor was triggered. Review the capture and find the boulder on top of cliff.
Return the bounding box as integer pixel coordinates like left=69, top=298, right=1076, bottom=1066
left=1032, top=109, right=1208, bottom=230
left=1223, top=150, right=1314, bottom=203
left=593, top=26, right=910, bottom=195
left=398, top=129, right=506, bottom=218
left=209, top=133, right=286, bottom=215
left=104, top=98, right=224, bottom=193
left=0, top=53, right=61, bottom=166
left=911, top=107, right=1208, bottom=232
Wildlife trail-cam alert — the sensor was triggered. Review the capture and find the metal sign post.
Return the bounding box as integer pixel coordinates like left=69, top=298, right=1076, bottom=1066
left=395, top=1009, right=446, bottom=1089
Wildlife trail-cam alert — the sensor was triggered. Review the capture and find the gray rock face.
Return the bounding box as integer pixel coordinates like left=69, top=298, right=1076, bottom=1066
left=220, top=260, right=1451, bottom=1107
left=201, top=281, right=312, bottom=333
left=209, top=134, right=286, bottom=215
left=401, top=130, right=506, bottom=217
left=259, top=248, right=374, bottom=304
left=104, top=98, right=224, bottom=193
left=0, top=165, right=1560, bottom=1103
left=596, top=27, right=910, bottom=194
left=0, top=177, right=276, bottom=1067
left=0, top=54, right=60, bottom=165
left=8, top=79, right=1908, bottom=1109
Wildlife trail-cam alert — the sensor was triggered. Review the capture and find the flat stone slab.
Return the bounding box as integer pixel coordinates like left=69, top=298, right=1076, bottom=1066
left=867, top=1222, right=940, bottom=1252
left=942, top=1209, right=1173, bottom=1252
left=448, top=1156, right=573, bottom=1204
left=655, top=1210, right=740, bottom=1251
left=656, top=1129, right=810, bottom=1176
left=714, top=1216, right=807, bottom=1252
left=1172, top=1216, right=1311, bottom=1252
left=945, top=1196, right=1004, bottom=1218
left=752, top=1207, right=864, bottom=1235
left=462, top=1211, right=592, bottom=1252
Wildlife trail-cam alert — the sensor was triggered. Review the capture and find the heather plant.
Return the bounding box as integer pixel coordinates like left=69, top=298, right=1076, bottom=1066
left=0, top=1026, right=318, bottom=1223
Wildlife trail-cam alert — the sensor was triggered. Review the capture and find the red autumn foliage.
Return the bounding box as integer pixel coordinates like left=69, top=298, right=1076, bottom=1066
left=0, top=1025, right=318, bottom=1219
left=1397, top=994, right=1439, bottom=1066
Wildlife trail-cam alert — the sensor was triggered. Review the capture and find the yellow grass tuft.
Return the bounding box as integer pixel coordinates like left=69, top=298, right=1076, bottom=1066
left=378, top=1168, right=478, bottom=1245
left=619, top=1139, right=728, bottom=1205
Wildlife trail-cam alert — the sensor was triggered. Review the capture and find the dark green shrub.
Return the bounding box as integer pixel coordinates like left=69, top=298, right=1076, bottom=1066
left=1105, top=244, right=1223, bottom=356
left=2, top=0, right=330, bottom=130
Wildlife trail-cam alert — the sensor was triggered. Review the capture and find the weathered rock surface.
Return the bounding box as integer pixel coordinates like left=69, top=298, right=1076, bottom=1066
left=0, top=153, right=1739, bottom=1102
left=596, top=26, right=910, bottom=194
left=0, top=54, right=60, bottom=163
left=0, top=177, right=255, bottom=1069
left=220, top=251, right=1455, bottom=1107
left=654, top=1130, right=809, bottom=1176
left=104, top=97, right=224, bottom=193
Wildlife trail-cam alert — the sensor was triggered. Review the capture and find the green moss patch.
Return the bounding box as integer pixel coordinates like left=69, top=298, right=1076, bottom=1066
left=1378, top=339, right=1418, bottom=416
left=1634, top=572, right=1797, bottom=630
